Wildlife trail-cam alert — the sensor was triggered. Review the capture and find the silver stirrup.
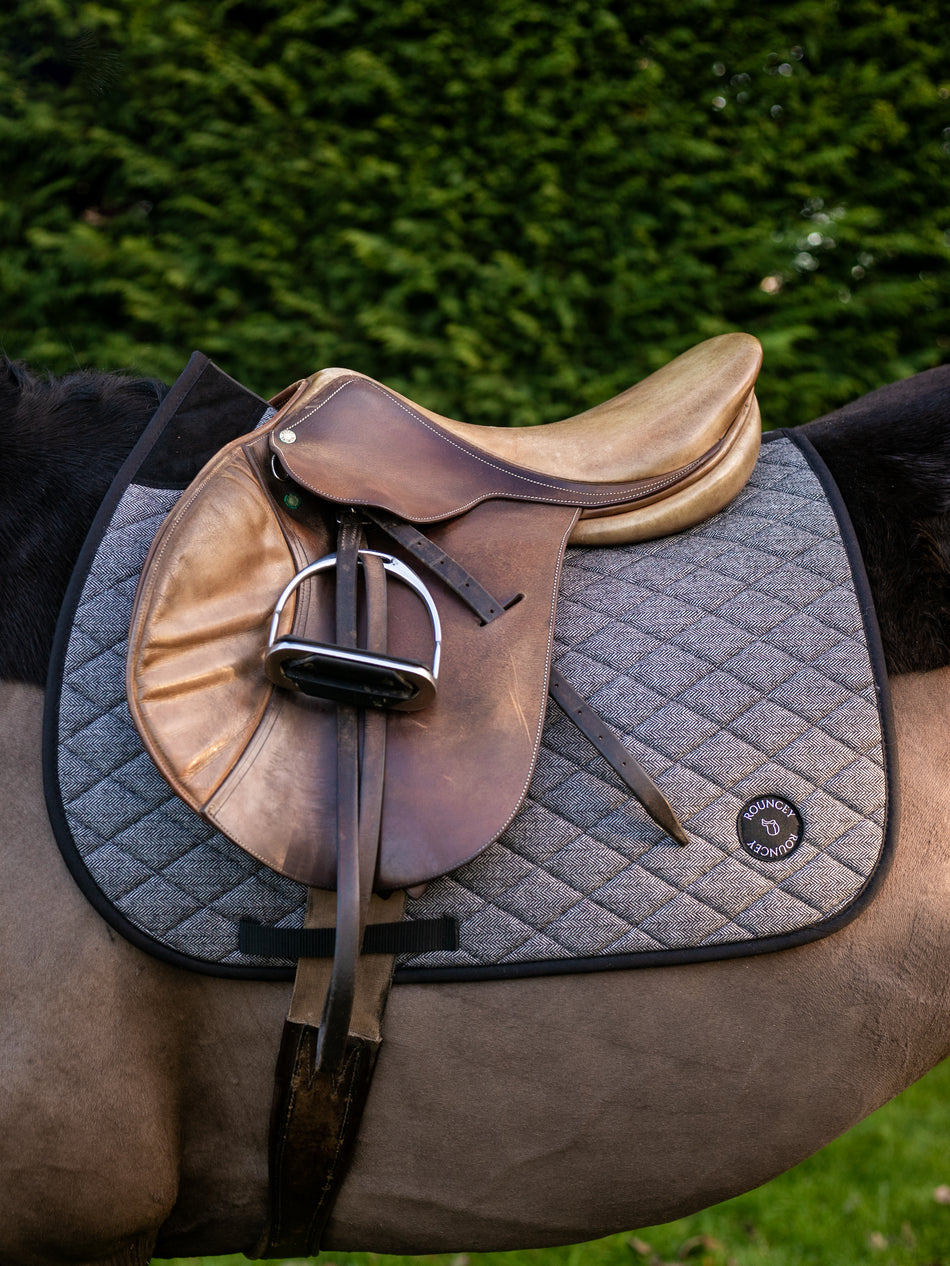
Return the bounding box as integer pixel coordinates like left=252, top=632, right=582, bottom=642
left=264, top=550, right=441, bottom=712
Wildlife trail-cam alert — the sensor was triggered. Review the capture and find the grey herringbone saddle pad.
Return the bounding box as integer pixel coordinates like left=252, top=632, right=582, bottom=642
left=44, top=356, right=895, bottom=983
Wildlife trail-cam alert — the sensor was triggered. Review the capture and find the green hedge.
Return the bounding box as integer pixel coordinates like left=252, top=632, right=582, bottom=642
left=1, top=0, right=948, bottom=427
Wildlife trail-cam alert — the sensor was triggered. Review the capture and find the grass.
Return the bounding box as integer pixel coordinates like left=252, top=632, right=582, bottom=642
left=157, top=1055, right=950, bottom=1266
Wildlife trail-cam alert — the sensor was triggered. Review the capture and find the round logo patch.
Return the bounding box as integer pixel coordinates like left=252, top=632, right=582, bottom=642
left=737, top=796, right=804, bottom=861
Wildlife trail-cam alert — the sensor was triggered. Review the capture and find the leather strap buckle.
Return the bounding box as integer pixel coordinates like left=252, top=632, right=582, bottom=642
left=264, top=551, right=441, bottom=711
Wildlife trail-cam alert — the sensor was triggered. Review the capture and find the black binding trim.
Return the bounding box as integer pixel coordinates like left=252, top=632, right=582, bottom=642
left=238, top=917, right=459, bottom=958
left=393, top=429, right=900, bottom=984
left=41, top=355, right=301, bottom=982
left=43, top=394, right=898, bottom=986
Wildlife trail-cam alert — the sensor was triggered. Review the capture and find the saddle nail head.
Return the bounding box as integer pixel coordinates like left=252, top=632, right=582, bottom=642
left=283, top=492, right=301, bottom=510
left=278, top=428, right=297, bottom=444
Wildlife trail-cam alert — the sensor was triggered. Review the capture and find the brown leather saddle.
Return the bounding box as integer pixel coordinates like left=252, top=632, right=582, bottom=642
left=126, top=332, right=762, bottom=1253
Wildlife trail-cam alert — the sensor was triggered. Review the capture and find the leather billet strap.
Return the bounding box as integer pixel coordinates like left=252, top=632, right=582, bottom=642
left=362, top=506, right=519, bottom=625
left=548, top=670, right=689, bottom=847
left=315, top=515, right=390, bottom=1072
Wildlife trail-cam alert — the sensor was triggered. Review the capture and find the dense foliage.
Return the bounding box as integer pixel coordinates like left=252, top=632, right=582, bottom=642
left=1, top=0, right=948, bottom=426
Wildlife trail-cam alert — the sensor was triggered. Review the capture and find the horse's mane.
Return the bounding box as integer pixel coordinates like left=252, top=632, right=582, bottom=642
left=0, top=358, right=167, bottom=684
left=803, top=362, right=950, bottom=676
left=1, top=356, right=949, bottom=684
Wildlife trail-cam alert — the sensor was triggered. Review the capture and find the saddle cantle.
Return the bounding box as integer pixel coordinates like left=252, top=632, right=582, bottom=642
left=127, top=333, right=761, bottom=892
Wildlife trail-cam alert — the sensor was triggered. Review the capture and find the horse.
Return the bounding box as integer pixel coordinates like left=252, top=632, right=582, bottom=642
left=2, top=353, right=950, bottom=1266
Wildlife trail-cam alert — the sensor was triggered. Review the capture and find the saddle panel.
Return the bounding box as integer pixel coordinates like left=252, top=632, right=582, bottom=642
left=574, top=392, right=761, bottom=544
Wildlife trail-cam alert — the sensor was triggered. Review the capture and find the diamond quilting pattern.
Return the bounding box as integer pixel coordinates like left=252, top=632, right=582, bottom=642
left=56, top=485, right=308, bottom=962
left=403, top=440, right=886, bottom=970
left=52, top=438, right=888, bottom=976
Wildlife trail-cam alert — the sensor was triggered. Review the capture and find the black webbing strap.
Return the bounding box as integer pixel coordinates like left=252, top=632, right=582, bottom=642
left=239, top=916, right=459, bottom=959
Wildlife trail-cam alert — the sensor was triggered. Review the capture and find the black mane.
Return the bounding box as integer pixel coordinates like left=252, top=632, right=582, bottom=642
left=803, top=363, right=950, bottom=676
left=1, top=357, right=949, bottom=683
left=0, top=359, right=167, bottom=684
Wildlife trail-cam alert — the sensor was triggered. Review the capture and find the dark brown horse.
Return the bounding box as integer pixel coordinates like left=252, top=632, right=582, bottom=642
left=1, top=356, right=950, bottom=1264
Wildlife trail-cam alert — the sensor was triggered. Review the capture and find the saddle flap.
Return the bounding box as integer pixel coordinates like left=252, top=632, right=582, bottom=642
left=127, top=427, right=577, bottom=890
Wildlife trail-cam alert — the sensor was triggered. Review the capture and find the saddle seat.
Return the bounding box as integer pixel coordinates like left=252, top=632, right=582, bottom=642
left=287, top=331, right=762, bottom=544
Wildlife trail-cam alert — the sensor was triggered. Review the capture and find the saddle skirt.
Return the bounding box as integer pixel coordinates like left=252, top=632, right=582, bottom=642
left=44, top=352, right=896, bottom=982
left=124, top=380, right=579, bottom=891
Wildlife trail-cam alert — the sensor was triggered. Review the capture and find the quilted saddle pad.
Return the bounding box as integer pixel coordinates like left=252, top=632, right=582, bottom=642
left=44, top=354, right=896, bottom=983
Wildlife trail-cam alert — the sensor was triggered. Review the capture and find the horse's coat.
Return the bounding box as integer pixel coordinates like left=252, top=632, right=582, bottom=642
left=1, top=667, right=948, bottom=1260
left=2, top=356, right=950, bottom=1264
